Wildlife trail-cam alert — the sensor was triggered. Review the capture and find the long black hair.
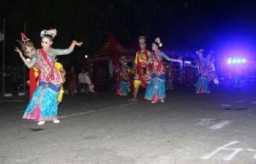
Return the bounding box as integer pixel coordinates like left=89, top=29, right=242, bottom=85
left=42, top=34, right=54, bottom=42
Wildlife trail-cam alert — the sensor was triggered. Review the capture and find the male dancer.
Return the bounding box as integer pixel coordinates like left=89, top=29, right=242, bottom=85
left=131, top=36, right=151, bottom=101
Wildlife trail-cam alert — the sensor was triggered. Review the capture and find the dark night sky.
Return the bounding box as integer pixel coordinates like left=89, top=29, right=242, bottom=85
left=1, top=0, right=256, bottom=66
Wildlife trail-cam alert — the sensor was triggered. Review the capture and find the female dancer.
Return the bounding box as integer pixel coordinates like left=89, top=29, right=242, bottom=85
left=15, top=29, right=82, bottom=125
left=145, top=37, right=181, bottom=103
left=17, top=33, right=38, bottom=100
left=206, top=51, right=219, bottom=87
left=116, top=56, right=132, bottom=96
left=195, top=49, right=210, bottom=94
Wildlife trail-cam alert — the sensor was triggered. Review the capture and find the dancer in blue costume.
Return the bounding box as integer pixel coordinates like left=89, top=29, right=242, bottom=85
left=15, top=29, right=82, bottom=125
left=195, top=49, right=210, bottom=94
left=145, top=37, right=181, bottom=103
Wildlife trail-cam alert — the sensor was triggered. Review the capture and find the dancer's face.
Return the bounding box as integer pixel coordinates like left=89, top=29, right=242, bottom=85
left=139, top=43, right=146, bottom=50
left=24, top=45, right=35, bottom=58
left=41, top=37, right=53, bottom=50
left=198, top=53, right=203, bottom=58
left=152, top=43, right=158, bottom=51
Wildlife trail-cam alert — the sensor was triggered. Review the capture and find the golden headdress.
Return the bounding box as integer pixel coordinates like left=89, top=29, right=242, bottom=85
left=139, top=36, right=146, bottom=44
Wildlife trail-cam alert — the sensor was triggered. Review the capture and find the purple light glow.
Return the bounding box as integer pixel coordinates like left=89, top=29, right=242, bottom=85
left=227, top=57, right=247, bottom=65
left=227, top=58, right=232, bottom=64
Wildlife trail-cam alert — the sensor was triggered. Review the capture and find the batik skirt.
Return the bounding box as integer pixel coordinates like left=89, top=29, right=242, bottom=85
left=195, top=76, right=210, bottom=94
left=117, top=80, right=130, bottom=96
left=145, top=73, right=166, bottom=101
left=23, top=82, right=60, bottom=122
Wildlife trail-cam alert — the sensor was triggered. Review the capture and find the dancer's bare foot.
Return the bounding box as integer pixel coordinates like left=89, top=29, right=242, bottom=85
left=37, top=121, right=45, bottom=126
left=151, top=100, right=157, bottom=104
left=160, top=100, right=165, bottom=103
left=53, top=119, right=60, bottom=124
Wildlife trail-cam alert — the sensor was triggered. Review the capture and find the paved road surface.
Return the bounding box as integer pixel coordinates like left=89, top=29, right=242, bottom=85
left=0, top=88, right=256, bottom=164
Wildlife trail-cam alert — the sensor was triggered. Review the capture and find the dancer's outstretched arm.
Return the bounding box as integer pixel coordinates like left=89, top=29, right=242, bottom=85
left=53, top=40, right=83, bottom=56
left=161, top=52, right=182, bottom=63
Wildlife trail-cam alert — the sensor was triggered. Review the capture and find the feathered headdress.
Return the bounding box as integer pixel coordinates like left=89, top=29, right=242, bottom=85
left=21, top=33, right=29, bottom=42
left=40, top=29, right=57, bottom=38
left=154, top=37, right=163, bottom=48
left=17, top=33, right=34, bottom=52
left=196, top=48, right=204, bottom=55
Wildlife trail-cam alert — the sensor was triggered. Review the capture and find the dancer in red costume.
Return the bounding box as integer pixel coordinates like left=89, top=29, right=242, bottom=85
left=130, top=36, right=151, bottom=101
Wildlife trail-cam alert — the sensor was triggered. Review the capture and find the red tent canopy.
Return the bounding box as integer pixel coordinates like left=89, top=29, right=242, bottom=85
left=90, top=33, right=133, bottom=62
left=85, top=34, right=134, bottom=90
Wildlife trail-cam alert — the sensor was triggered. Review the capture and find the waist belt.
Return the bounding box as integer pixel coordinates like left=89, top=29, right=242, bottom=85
left=151, top=73, right=166, bottom=80
left=39, top=82, right=60, bottom=92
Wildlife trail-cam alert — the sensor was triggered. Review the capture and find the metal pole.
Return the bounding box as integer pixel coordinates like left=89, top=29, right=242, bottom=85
left=2, top=19, right=5, bottom=97
left=23, top=22, right=26, bottom=96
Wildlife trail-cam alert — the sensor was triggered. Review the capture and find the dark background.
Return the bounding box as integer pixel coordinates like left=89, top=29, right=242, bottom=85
left=1, top=0, right=256, bottom=66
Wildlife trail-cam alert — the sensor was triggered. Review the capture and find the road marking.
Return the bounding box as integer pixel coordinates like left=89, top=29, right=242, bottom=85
left=195, top=118, right=214, bottom=126
left=60, top=102, right=137, bottom=119
left=209, top=120, right=232, bottom=130
left=196, top=119, right=232, bottom=130
left=202, top=141, right=241, bottom=160
left=202, top=141, right=256, bottom=161
left=60, top=110, right=96, bottom=118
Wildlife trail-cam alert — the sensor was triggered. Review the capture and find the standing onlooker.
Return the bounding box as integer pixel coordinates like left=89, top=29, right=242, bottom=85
left=68, top=66, right=77, bottom=96
left=84, top=72, right=96, bottom=94
left=78, top=69, right=87, bottom=94
left=78, top=69, right=96, bottom=94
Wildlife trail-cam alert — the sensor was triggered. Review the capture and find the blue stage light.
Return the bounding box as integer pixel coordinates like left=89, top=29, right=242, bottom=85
left=226, top=57, right=247, bottom=65
left=232, top=59, right=237, bottom=64
left=227, top=58, right=232, bottom=64
left=236, top=59, right=242, bottom=63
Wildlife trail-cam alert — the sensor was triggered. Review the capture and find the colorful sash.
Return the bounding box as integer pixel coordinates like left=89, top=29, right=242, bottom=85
left=39, top=49, right=62, bottom=86
left=136, top=50, right=149, bottom=88
left=152, top=51, right=164, bottom=75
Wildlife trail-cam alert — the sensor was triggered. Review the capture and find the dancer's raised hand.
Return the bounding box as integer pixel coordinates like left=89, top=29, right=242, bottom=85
left=72, top=40, right=83, bottom=47
left=14, top=47, right=22, bottom=56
